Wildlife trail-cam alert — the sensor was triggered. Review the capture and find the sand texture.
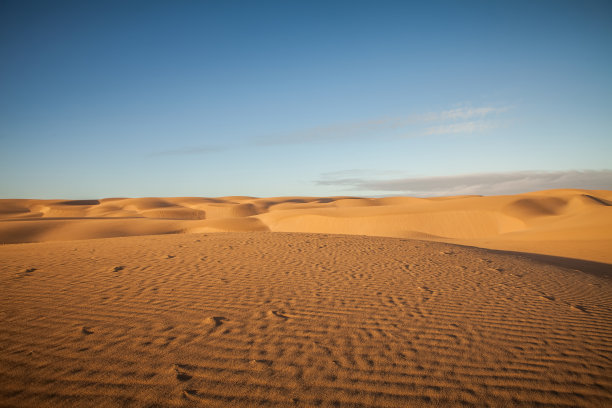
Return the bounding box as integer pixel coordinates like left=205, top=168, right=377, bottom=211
left=1, top=190, right=611, bottom=407
left=1, top=232, right=611, bottom=407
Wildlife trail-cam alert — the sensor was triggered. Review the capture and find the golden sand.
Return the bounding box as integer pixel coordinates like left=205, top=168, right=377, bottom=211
left=1, top=189, right=610, bottom=263
left=0, top=190, right=610, bottom=406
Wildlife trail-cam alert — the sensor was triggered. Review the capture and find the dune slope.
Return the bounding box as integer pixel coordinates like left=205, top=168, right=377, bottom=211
left=0, top=189, right=610, bottom=263
left=1, top=232, right=611, bottom=407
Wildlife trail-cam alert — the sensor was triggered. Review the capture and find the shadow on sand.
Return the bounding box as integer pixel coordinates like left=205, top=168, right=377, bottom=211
left=486, top=249, right=612, bottom=280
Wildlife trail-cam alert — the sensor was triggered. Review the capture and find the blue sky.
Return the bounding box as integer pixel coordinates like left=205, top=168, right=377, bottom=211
left=1, top=0, right=611, bottom=198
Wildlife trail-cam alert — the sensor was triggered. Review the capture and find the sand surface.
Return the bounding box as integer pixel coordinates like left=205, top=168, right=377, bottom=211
left=1, top=191, right=611, bottom=407
left=1, top=189, right=611, bottom=264
left=1, top=233, right=611, bottom=407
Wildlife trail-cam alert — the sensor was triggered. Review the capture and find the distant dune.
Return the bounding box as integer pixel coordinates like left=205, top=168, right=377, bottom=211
left=1, top=189, right=611, bottom=264
left=1, top=191, right=611, bottom=407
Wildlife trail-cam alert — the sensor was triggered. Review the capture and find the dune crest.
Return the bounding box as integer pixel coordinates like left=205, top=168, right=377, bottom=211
left=0, top=189, right=610, bottom=263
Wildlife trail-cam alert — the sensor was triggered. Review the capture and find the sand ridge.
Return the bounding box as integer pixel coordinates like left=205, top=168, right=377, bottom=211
left=1, top=189, right=611, bottom=263
left=1, top=232, right=611, bottom=407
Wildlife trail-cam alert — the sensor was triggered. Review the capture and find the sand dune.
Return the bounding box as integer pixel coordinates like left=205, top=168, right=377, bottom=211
left=1, top=190, right=611, bottom=406
left=1, top=189, right=610, bottom=263
left=1, top=232, right=610, bottom=407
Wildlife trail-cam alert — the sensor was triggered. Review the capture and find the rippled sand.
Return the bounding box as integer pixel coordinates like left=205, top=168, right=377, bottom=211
left=1, top=232, right=610, bottom=407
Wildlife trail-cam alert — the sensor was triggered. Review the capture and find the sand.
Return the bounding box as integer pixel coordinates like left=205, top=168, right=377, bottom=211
left=0, top=190, right=611, bottom=406
left=1, top=189, right=610, bottom=264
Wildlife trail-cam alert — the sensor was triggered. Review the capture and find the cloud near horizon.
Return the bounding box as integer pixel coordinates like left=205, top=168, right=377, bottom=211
left=316, top=169, right=612, bottom=197
left=256, top=105, right=508, bottom=145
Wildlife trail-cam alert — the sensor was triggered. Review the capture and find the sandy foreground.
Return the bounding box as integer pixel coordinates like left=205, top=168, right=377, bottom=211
left=0, top=190, right=611, bottom=407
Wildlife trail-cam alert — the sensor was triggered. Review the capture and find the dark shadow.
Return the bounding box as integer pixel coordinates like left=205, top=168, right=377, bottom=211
left=176, top=372, right=192, bottom=382
left=211, top=316, right=227, bottom=327
left=405, top=236, right=612, bottom=281
left=1, top=216, right=146, bottom=221
left=582, top=194, right=611, bottom=206
left=58, top=200, right=100, bottom=206
left=482, top=248, right=612, bottom=280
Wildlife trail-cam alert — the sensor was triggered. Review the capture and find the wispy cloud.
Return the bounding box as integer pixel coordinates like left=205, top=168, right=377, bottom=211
left=417, top=105, right=508, bottom=136
left=146, top=105, right=509, bottom=154
left=422, top=106, right=508, bottom=122
left=319, top=169, right=406, bottom=179
left=148, top=145, right=227, bottom=157
left=253, top=117, right=401, bottom=146
left=316, top=169, right=612, bottom=197
left=423, top=120, right=495, bottom=136
left=255, top=104, right=509, bottom=145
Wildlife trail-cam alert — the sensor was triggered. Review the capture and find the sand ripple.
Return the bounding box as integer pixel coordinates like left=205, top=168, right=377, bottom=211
left=1, top=232, right=610, bottom=407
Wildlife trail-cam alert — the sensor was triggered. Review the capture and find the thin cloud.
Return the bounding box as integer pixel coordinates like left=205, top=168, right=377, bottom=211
left=254, top=117, right=402, bottom=146
left=319, top=169, right=406, bottom=179
left=419, top=106, right=508, bottom=136
left=255, top=104, right=509, bottom=145
left=316, top=169, right=612, bottom=196
left=148, top=145, right=227, bottom=157
left=423, top=120, right=495, bottom=136
left=426, top=106, right=507, bottom=121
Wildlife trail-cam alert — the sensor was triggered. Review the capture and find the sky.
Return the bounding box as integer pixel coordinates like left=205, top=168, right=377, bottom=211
left=1, top=0, right=611, bottom=198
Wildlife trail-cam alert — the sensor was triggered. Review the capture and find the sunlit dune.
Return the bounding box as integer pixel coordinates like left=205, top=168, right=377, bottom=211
left=0, top=190, right=611, bottom=407
left=1, top=189, right=611, bottom=263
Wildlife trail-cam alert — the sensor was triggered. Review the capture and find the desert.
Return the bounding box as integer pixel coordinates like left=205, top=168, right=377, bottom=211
left=3, top=1, right=611, bottom=406
left=1, top=189, right=611, bottom=407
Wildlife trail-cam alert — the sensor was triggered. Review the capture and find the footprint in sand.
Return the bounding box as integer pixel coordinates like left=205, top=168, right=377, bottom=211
left=249, top=359, right=273, bottom=366
left=183, top=389, right=199, bottom=398
left=418, top=286, right=434, bottom=294
left=173, top=364, right=194, bottom=382
left=204, top=316, right=227, bottom=327
left=570, top=304, right=589, bottom=314
left=539, top=294, right=556, bottom=301
left=176, top=372, right=192, bottom=381
left=17, top=268, right=37, bottom=278
left=268, top=310, right=290, bottom=320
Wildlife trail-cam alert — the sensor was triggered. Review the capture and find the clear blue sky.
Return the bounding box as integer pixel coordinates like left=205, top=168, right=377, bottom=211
left=1, top=0, right=611, bottom=198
